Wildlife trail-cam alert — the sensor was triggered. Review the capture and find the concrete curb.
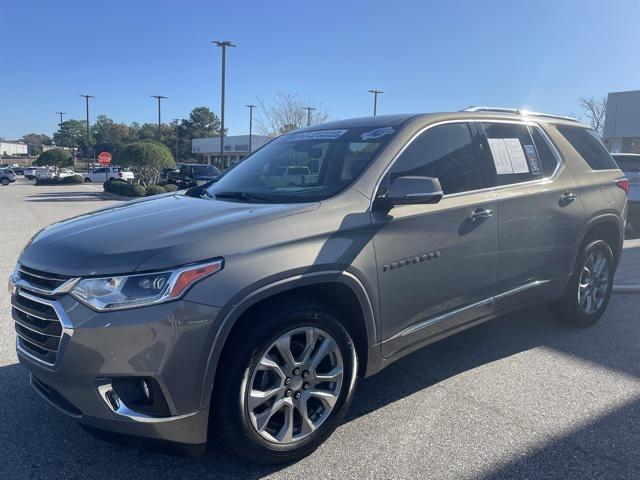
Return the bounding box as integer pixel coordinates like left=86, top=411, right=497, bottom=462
left=612, top=285, right=640, bottom=294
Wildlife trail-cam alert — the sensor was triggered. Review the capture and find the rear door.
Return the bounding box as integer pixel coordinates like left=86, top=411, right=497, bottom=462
left=372, top=122, right=499, bottom=357
left=480, top=121, right=585, bottom=309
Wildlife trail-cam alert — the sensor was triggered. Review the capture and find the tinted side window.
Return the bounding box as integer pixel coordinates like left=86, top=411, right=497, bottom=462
left=529, top=126, right=559, bottom=177
left=390, top=123, right=494, bottom=195
left=613, top=155, right=640, bottom=172
left=481, top=122, right=544, bottom=186
left=556, top=125, right=618, bottom=170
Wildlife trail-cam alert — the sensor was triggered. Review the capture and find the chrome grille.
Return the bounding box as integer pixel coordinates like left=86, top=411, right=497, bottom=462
left=18, top=266, right=71, bottom=293
left=12, top=290, right=66, bottom=366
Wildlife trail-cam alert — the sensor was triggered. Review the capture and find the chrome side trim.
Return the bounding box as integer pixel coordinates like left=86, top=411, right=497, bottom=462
left=390, top=297, right=493, bottom=340
left=391, top=279, right=551, bottom=340
left=494, top=279, right=551, bottom=301
left=96, top=382, right=198, bottom=424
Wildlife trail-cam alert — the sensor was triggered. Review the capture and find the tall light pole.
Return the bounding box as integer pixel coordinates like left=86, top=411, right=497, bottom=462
left=368, top=89, right=383, bottom=116
left=151, top=95, right=167, bottom=140
left=212, top=40, right=235, bottom=168
left=79, top=95, right=94, bottom=170
left=245, top=104, right=256, bottom=154
left=302, top=106, right=316, bottom=126
left=173, top=119, right=181, bottom=163
left=55, top=111, right=66, bottom=127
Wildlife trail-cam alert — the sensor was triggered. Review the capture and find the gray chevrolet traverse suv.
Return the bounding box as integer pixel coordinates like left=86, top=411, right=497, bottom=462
left=9, top=109, right=627, bottom=464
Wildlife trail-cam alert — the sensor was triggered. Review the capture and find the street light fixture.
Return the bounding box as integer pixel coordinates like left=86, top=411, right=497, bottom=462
left=246, top=104, right=256, bottom=154
left=212, top=40, right=236, bottom=168
left=368, top=89, right=383, bottom=116
left=302, top=106, right=316, bottom=126
left=151, top=95, right=167, bottom=140
left=79, top=95, right=95, bottom=170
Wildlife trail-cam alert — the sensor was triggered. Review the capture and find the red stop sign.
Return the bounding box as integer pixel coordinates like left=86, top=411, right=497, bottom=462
left=98, top=152, right=112, bottom=165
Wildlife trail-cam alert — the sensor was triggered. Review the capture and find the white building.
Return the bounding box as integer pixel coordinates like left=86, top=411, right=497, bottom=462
left=0, top=141, right=28, bottom=156
left=192, top=134, right=271, bottom=168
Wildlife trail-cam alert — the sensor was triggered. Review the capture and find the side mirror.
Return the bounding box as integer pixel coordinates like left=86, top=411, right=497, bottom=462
left=376, top=176, right=443, bottom=209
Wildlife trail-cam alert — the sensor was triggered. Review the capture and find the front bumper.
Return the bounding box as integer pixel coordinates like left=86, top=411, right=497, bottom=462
left=13, top=291, right=221, bottom=445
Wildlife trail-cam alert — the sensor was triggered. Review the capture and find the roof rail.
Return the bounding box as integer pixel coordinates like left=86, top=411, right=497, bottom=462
left=462, top=106, right=581, bottom=123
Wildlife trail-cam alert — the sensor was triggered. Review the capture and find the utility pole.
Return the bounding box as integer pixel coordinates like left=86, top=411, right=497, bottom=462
left=212, top=40, right=235, bottom=168
left=302, top=106, right=316, bottom=126
left=368, top=89, right=383, bottom=116
left=151, top=95, right=167, bottom=140
left=79, top=95, right=94, bottom=170
left=245, top=104, right=256, bottom=154
left=55, top=111, right=66, bottom=126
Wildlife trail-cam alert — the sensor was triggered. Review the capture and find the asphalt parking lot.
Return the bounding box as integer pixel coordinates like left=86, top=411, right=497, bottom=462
left=1, top=178, right=639, bottom=479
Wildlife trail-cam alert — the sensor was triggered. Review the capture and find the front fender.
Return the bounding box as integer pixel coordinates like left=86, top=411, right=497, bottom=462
left=196, top=269, right=378, bottom=409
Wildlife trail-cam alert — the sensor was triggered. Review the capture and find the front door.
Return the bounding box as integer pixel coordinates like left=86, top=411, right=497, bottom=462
left=371, top=122, right=499, bottom=357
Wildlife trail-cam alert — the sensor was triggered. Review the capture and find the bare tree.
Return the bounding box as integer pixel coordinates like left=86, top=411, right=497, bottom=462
left=579, top=96, right=607, bottom=137
left=256, top=92, right=329, bottom=138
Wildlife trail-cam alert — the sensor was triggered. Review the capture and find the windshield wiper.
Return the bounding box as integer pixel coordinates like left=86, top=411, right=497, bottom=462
left=213, top=191, right=274, bottom=203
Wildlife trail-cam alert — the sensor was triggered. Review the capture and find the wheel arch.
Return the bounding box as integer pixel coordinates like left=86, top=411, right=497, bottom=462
left=576, top=213, right=624, bottom=265
left=199, top=270, right=378, bottom=409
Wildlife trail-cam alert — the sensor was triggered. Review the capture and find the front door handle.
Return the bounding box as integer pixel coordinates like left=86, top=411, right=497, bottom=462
left=469, top=207, right=494, bottom=222
left=560, top=190, right=578, bottom=202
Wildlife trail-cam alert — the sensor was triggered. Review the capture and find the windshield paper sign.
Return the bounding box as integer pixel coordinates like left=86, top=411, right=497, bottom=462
left=361, top=126, right=395, bottom=140
left=286, top=129, right=348, bottom=142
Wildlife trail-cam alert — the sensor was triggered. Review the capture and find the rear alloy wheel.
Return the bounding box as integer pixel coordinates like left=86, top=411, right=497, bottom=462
left=214, top=300, right=357, bottom=464
left=549, top=239, right=614, bottom=326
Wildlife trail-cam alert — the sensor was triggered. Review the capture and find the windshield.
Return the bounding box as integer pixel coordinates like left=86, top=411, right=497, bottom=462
left=206, top=126, right=396, bottom=202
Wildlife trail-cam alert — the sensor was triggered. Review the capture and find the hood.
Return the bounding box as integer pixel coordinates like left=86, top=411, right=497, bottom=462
left=20, top=193, right=319, bottom=276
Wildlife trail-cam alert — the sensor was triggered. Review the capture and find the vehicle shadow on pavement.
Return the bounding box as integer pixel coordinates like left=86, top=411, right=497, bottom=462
left=25, top=191, right=112, bottom=203
left=1, top=300, right=638, bottom=478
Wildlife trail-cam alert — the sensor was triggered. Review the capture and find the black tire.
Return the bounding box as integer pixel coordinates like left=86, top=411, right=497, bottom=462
left=1, top=178, right=9, bottom=186
left=213, top=299, right=358, bottom=464
left=84, top=177, right=91, bottom=183
left=549, top=239, right=614, bottom=327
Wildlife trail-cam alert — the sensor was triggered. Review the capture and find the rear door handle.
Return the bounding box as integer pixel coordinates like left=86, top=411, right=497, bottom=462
left=469, top=207, right=494, bottom=222
left=561, top=191, right=578, bottom=202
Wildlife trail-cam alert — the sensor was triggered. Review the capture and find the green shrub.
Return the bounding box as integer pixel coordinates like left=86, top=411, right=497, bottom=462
left=35, top=174, right=84, bottom=185
left=113, top=141, right=175, bottom=186
left=103, top=179, right=129, bottom=195
left=126, top=184, right=146, bottom=197
left=163, top=183, right=179, bottom=192
left=34, top=149, right=73, bottom=169
left=145, top=185, right=167, bottom=196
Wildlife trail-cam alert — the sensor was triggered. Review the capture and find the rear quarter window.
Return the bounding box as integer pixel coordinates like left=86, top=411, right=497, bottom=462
left=556, top=125, right=618, bottom=171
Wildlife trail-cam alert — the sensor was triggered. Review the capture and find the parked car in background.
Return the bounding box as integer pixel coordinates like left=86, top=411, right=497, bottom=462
left=160, top=166, right=180, bottom=182
left=83, top=166, right=134, bottom=183
left=167, top=163, right=220, bottom=188
left=612, top=153, right=640, bottom=228
left=34, top=167, right=56, bottom=180
left=0, top=168, right=17, bottom=185
left=9, top=110, right=627, bottom=464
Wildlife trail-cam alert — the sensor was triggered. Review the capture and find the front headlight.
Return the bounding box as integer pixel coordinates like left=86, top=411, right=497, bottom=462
left=71, top=259, right=223, bottom=311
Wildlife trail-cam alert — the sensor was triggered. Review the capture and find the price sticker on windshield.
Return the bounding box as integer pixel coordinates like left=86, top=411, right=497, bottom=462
left=286, top=130, right=347, bottom=142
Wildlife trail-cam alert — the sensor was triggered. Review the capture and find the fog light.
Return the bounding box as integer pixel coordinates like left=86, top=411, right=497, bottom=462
left=105, top=389, right=120, bottom=410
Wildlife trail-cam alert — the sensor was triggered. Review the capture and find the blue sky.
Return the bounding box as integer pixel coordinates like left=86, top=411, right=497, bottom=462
left=1, top=0, right=638, bottom=139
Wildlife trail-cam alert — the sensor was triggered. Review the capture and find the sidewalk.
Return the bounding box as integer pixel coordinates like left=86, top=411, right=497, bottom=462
left=613, top=238, right=640, bottom=292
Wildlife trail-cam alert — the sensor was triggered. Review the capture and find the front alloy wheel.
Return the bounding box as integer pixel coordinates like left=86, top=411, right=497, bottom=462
left=247, top=327, right=343, bottom=444
left=214, top=300, right=357, bottom=464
